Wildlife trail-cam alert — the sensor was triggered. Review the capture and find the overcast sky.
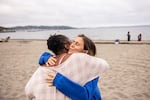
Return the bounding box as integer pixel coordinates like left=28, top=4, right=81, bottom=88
left=0, top=0, right=150, bottom=27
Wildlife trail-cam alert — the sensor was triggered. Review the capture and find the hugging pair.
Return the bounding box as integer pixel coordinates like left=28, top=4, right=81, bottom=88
left=25, top=34, right=109, bottom=100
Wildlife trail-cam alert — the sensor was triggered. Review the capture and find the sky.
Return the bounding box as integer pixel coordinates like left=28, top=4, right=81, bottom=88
left=0, top=0, right=150, bottom=27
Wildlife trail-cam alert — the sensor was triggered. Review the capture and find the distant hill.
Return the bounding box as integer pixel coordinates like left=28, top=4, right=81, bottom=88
left=12, top=25, right=77, bottom=31
left=0, top=26, right=15, bottom=32
left=0, top=25, right=77, bottom=32
left=1, top=25, right=149, bottom=32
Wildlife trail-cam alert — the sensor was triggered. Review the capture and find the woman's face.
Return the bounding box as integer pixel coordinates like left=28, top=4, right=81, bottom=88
left=68, top=37, right=84, bottom=53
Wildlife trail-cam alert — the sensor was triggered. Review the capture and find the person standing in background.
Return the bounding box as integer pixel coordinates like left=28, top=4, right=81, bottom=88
left=127, top=31, right=131, bottom=41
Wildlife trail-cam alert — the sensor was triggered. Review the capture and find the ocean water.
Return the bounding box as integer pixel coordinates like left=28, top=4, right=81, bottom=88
left=0, top=26, right=150, bottom=40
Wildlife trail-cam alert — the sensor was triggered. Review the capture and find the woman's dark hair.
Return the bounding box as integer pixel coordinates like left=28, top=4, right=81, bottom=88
left=47, top=34, right=70, bottom=55
left=78, top=34, right=96, bottom=56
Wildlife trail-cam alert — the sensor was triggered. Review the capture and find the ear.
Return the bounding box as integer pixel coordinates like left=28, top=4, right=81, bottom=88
left=83, top=50, right=88, bottom=54
left=65, top=44, right=70, bottom=50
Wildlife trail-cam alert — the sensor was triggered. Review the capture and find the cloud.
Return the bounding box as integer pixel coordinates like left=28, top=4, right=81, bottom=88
left=0, top=0, right=150, bottom=27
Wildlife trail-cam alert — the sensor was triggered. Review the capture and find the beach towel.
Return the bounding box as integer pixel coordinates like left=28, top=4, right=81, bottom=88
left=25, top=53, right=109, bottom=100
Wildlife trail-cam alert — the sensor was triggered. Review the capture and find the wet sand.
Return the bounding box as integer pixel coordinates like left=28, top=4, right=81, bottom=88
left=0, top=40, right=150, bottom=100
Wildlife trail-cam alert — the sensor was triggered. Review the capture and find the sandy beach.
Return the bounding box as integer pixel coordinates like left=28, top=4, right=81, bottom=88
left=0, top=39, right=150, bottom=100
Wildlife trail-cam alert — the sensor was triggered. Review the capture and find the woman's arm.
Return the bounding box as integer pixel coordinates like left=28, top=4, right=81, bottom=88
left=53, top=73, right=101, bottom=100
left=38, top=52, right=53, bottom=65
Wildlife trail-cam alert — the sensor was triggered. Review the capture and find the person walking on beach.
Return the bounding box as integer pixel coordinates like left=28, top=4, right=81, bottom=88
left=127, top=31, right=131, bottom=41
left=25, top=34, right=109, bottom=100
left=138, top=33, right=142, bottom=41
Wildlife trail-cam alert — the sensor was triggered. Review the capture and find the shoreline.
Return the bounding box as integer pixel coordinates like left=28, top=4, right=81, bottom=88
left=94, top=40, right=150, bottom=44
left=1, top=39, right=150, bottom=45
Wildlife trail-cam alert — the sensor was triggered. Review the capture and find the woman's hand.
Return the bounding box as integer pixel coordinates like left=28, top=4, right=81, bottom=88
left=46, top=70, right=57, bottom=86
left=46, top=57, right=57, bottom=67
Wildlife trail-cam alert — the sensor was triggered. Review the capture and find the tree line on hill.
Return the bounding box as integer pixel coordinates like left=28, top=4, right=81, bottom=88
left=0, top=26, right=15, bottom=32
left=0, top=25, right=77, bottom=32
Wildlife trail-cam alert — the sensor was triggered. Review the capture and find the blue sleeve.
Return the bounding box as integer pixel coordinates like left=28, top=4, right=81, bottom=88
left=53, top=73, right=100, bottom=100
left=91, top=86, right=102, bottom=100
left=38, top=52, right=53, bottom=65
